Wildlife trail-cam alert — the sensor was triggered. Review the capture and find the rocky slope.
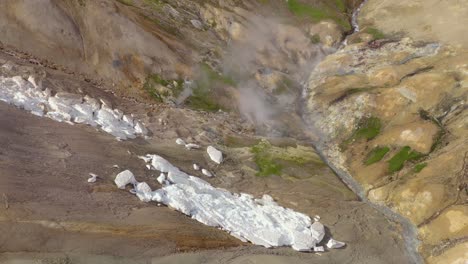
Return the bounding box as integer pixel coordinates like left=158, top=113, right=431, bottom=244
left=304, top=1, right=467, bottom=263
left=0, top=0, right=466, bottom=263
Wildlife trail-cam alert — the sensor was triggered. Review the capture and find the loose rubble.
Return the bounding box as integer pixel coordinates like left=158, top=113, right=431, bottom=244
left=113, top=154, right=346, bottom=252
left=185, top=143, right=201, bottom=150
left=326, top=238, right=346, bottom=249
left=207, top=146, right=223, bottom=164
left=175, top=138, right=186, bottom=145
left=0, top=75, right=147, bottom=140
left=201, top=168, right=213, bottom=177
left=87, top=173, right=98, bottom=183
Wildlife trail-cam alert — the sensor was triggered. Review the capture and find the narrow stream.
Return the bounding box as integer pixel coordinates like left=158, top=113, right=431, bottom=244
left=304, top=1, right=424, bottom=263
left=340, top=0, right=369, bottom=47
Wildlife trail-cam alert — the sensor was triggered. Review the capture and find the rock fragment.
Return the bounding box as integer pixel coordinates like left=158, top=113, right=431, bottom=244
left=114, top=170, right=137, bottom=189
left=326, top=238, right=346, bottom=249
left=176, top=138, right=186, bottom=145
left=202, top=169, right=213, bottom=177
left=207, top=146, right=223, bottom=164
left=87, top=173, right=97, bottom=183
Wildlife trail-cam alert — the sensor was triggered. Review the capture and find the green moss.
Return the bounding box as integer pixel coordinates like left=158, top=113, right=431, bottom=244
left=199, top=63, right=237, bottom=87
left=342, top=116, right=382, bottom=149
left=251, top=140, right=282, bottom=177
left=335, top=0, right=346, bottom=12
left=388, top=146, right=425, bottom=173
left=288, top=0, right=328, bottom=21
left=116, top=0, right=133, bottom=6
left=311, top=34, right=321, bottom=44
left=413, top=163, right=427, bottom=173
left=287, top=0, right=351, bottom=30
left=364, top=146, right=390, bottom=165
left=365, top=27, right=385, bottom=40
left=143, top=74, right=183, bottom=102
left=185, top=92, right=222, bottom=112
left=354, top=116, right=381, bottom=140
left=224, top=135, right=261, bottom=148
left=185, top=64, right=236, bottom=112
left=273, top=77, right=294, bottom=95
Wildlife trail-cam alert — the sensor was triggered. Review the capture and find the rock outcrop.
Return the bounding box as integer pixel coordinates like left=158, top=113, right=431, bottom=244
left=304, top=1, right=468, bottom=262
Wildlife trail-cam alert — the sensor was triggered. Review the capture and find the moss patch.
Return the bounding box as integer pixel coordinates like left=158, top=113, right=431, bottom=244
left=388, top=146, right=425, bottom=173
left=250, top=139, right=324, bottom=177
left=251, top=140, right=283, bottom=177
left=185, top=64, right=236, bottom=112
left=364, top=146, right=390, bottom=165
left=413, top=162, right=428, bottom=173
left=310, top=34, right=321, bottom=44
left=143, top=74, right=183, bottom=102
left=365, top=27, right=385, bottom=40
left=341, top=116, right=382, bottom=150
left=116, top=0, right=133, bottom=6
left=287, top=0, right=351, bottom=30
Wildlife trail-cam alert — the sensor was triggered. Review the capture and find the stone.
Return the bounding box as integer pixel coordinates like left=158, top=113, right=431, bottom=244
left=207, top=146, right=223, bottom=164
left=114, top=170, right=137, bottom=189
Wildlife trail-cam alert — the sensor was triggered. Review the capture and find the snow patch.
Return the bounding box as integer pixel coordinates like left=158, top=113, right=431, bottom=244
left=121, top=154, right=343, bottom=252
left=0, top=75, right=147, bottom=140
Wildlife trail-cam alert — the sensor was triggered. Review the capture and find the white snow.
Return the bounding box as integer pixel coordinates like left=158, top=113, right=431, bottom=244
left=176, top=138, right=186, bottom=145
left=87, top=173, right=98, bottom=183
left=114, top=170, right=137, bottom=189
left=157, top=173, right=166, bottom=184
left=185, top=143, right=200, bottom=150
left=207, top=146, right=223, bottom=164
left=326, top=238, right=346, bottom=249
left=314, top=246, right=325, bottom=252
left=201, top=168, right=213, bottom=177
left=0, top=75, right=147, bottom=140
left=193, top=164, right=200, bottom=171
left=135, top=182, right=153, bottom=202
left=127, top=154, right=332, bottom=252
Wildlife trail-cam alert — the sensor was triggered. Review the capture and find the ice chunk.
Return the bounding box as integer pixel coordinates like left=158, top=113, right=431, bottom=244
left=314, top=246, right=325, bottom=252
left=202, top=169, right=213, bottom=177
left=27, top=75, right=39, bottom=89
left=207, top=146, right=223, bottom=164
left=176, top=138, right=186, bottom=145
left=157, top=173, right=166, bottom=184
left=114, top=170, right=137, bottom=189
left=326, top=238, right=346, bottom=249
left=87, top=173, right=98, bottom=183
left=134, top=121, right=147, bottom=135
left=193, top=164, right=200, bottom=171
left=310, top=221, right=325, bottom=243
left=185, top=143, right=200, bottom=150
left=135, top=182, right=152, bottom=202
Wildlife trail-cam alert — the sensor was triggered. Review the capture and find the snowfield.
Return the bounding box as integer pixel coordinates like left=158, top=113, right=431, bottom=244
left=0, top=75, right=147, bottom=139
left=114, top=154, right=346, bottom=252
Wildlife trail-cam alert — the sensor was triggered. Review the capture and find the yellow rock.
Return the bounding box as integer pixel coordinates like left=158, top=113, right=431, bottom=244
left=426, top=242, right=468, bottom=264
left=419, top=205, right=468, bottom=245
